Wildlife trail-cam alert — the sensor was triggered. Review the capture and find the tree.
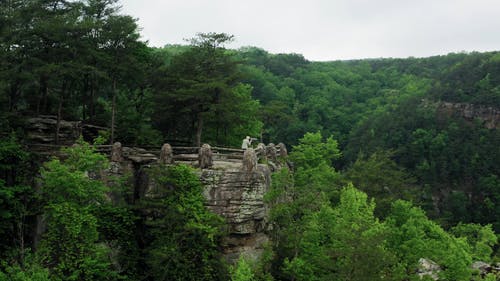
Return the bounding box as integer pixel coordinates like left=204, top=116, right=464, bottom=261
left=100, top=13, right=145, bottom=143
left=38, top=140, right=121, bottom=280
left=283, top=185, right=399, bottom=281
left=142, top=164, right=226, bottom=281
left=153, top=32, right=257, bottom=146
left=343, top=150, right=417, bottom=217
left=386, top=200, right=473, bottom=281
left=230, top=257, right=256, bottom=281
left=0, top=135, right=34, bottom=264
left=265, top=132, right=343, bottom=279
left=451, top=223, right=498, bottom=262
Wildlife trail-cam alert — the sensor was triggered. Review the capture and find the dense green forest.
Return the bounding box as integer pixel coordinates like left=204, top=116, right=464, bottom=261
left=1, top=0, right=500, bottom=280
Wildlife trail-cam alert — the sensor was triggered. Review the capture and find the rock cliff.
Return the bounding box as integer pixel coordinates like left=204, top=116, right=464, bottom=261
left=438, top=102, right=500, bottom=129
left=26, top=115, right=107, bottom=145
left=25, top=116, right=283, bottom=262
left=106, top=143, right=280, bottom=262
left=200, top=164, right=272, bottom=261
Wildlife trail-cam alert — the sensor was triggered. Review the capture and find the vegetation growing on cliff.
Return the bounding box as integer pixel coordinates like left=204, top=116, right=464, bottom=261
left=1, top=0, right=500, bottom=280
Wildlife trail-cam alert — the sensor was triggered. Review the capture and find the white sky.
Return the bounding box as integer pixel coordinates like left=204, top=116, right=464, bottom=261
left=119, top=0, right=500, bottom=61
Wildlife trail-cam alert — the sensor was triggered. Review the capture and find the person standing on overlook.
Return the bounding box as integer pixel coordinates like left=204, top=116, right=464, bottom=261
left=241, top=136, right=252, bottom=149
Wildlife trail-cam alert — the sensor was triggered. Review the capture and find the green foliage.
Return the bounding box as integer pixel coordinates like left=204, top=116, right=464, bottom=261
left=0, top=134, right=30, bottom=186
left=266, top=133, right=344, bottom=279
left=0, top=254, right=51, bottom=281
left=2, top=2, right=500, bottom=278
left=38, top=141, right=120, bottom=281
left=153, top=33, right=256, bottom=146
left=386, top=200, right=473, bottom=281
left=289, top=132, right=342, bottom=204
left=142, top=164, right=226, bottom=281
left=343, top=150, right=417, bottom=217
left=345, top=96, right=500, bottom=227
left=284, top=185, right=399, bottom=281
left=93, top=203, right=140, bottom=279
left=290, top=132, right=341, bottom=168
left=451, top=223, right=498, bottom=262
left=40, top=140, right=108, bottom=205
left=230, top=257, right=255, bottom=281
left=0, top=135, right=35, bottom=262
left=115, top=88, right=162, bottom=146
left=475, top=175, right=500, bottom=231
left=266, top=132, right=488, bottom=280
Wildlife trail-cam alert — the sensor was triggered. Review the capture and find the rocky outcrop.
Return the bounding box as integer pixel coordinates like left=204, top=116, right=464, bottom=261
left=472, top=261, right=500, bottom=278
left=200, top=164, right=271, bottom=261
left=277, top=142, right=288, bottom=158
left=27, top=116, right=80, bottom=145
left=103, top=143, right=282, bottom=262
left=242, top=148, right=258, bottom=173
left=26, top=115, right=107, bottom=144
left=417, top=258, right=441, bottom=280
left=159, top=143, right=174, bottom=164
left=438, top=102, right=500, bottom=129
left=199, top=144, right=213, bottom=168
left=26, top=115, right=286, bottom=264
left=415, top=259, right=500, bottom=280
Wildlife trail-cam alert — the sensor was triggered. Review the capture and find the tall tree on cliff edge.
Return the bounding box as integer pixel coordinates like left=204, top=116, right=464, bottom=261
left=0, top=0, right=148, bottom=144
left=153, top=33, right=261, bottom=147
left=100, top=13, right=145, bottom=144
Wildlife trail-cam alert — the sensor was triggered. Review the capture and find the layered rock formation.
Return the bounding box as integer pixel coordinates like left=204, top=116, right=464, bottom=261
left=200, top=163, right=272, bottom=261
left=25, top=115, right=283, bottom=262
left=105, top=143, right=281, bottom=262
left=438, top=102, right=500, bottom=129
left=26, top=115, right=107, bottom=145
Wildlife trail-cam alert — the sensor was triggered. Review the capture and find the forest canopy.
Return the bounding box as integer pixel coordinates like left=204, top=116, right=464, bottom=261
left=1, top=0, right=500, bottom=280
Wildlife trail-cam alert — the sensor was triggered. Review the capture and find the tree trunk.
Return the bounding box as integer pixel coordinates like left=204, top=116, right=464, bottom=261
left=36, top=76, right=48, bottom=116
left=16, top=218, right=25, bottom=265
left=9, top=81, right=20, bottom=112
left=196, top=111, right=203, bottom=147
left=89, top=79, right=95, bottom=121
left=82, top=75, right=88, bottom=121
left=42, top=84, right=48, bottom=115
left=110, top=78, right=117, bottom=144
left=55, top=82, right=66, bottom=145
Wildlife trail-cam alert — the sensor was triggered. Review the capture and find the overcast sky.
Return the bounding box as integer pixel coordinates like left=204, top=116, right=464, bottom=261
left=120, top=0, right=500, bottom=61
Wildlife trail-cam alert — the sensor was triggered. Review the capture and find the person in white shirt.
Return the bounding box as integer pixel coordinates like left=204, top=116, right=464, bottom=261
left=241, top=136, right=252, bottom=149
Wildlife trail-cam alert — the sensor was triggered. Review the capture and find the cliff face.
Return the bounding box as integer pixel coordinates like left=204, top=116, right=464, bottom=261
left=200, top=165, right=272, bottom=261
left=106, top=144, right=277, bottom=263
left=26, top=115, right=107, bottom=145
left=25, top=116, right=282, bottom=262
left=438, top=102, right=500, bottom=129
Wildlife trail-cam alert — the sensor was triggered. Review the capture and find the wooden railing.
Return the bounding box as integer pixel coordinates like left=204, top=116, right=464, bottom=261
left=27, top=142, right=284, bottom=164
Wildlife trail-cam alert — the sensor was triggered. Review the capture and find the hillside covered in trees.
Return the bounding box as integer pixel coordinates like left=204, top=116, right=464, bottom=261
left=1, top=0, right=500, bottom=280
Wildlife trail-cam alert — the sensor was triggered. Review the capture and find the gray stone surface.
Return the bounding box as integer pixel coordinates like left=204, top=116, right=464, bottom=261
left=200, top=164, right=271, bottom=262
left=106, top=146, right=274, bottom=263
left=438, top=102, right=500, bottom=129
left=159, top=143, right=174, bottom=164
left=242, top=148, right=257, bottom=173
left=277, top=142, right=288, bottom=158
left=417, top=258, right=441, bottom=280
left=111, top=142, right=123, bottom=162
left=26, top=115, right=108, bottom=145
left=199, top=144, right=213, bottom=169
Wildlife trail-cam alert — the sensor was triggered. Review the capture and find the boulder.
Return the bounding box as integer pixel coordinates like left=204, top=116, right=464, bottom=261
left=111, top=142, right=123, bottom=162
left=266, top=143, right=277, bottom=162
left=242, top=148, right=257, bottom=173
left=417, top=258, right=441, bottom=280
left=277, top=142, right=288, bottom=158
left=199, top=144, right=213, bottom=169
left=159, top=143, right=174, bottom=164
